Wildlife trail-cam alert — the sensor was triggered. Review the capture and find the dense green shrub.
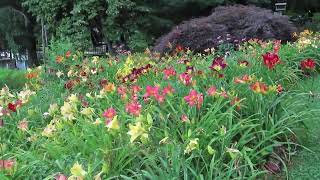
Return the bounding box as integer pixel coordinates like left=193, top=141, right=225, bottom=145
left=0, top=68, right=27, bottom=90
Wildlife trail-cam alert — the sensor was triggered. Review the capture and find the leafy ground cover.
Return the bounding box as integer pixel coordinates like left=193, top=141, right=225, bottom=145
left=0, top=31, right=319, bottom=179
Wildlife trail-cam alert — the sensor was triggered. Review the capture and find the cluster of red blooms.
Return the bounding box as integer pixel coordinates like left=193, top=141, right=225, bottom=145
left=262, top=40, right=282, bottom=69
left=122, top=64, right=153, bottom=83
left=184, top=90, right=203, bottom=110
left=163, top=67, right=177, bottom=79
left=262, top=52, right=281, bottom=69
left=300, top=58, right=316, bottom=70
left=143, top=84, right=175, bottom=103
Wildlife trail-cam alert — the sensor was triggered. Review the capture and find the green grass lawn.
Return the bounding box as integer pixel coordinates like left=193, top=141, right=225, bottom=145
left=288, top=76, right=320, bottom=179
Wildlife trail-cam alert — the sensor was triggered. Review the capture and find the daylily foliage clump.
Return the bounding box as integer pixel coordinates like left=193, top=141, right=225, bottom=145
left=1, top=30, right=320, bottom=179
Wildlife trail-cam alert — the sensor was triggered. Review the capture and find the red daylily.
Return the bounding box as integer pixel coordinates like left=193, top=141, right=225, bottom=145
left=262, top=52, right=281, bottom=69
left=163, top=84, right=175, bottom=95
left=103, top=108, right=116, bottom=120
left=209, top=57, right=227, bottom=71
left=277, top=84, right=283, bottom=94
left=207, top=86, right=217, bottom=96
left=163, top=67, right=176, bottom=79
left=184, top=90, right=203, bottom=109
left=144, top=85, right=160, bottom=97
left=301, top=59, right=316, bottom=70
left=65, top=51, right=72, bottom=59
left=179, top=73, right=193, bottom=86
left=8, top=103, right=16, bottom=112
left=125, top=101, right=142, bottom=116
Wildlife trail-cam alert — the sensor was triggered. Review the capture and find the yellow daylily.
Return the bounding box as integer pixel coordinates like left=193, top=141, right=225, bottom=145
left=184, top=138, right=199, bottom=154
left=106, top=116, right=120, bottom=130
left=127, top=122, right=146, bottom=143
left=70, top=162, right=87, bottom=179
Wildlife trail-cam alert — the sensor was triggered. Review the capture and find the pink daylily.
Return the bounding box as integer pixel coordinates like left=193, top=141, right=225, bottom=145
left=184, top=90, right=203, bottom=109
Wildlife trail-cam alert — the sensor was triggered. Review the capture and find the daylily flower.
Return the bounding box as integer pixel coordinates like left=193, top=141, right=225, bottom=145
left=230, top=97, right=241, bottom=110
left=276, top=84, right=283, bottom=93
left=105, top=116, right=120, bottom=130
left=55, top=174, right=68, bottom=180
left=104, top=83, right=116, bottom=92
left=56, top=71, right=64, bottom=78
left=42, top=123, right=56, bottom=137
left=103, top=108, right=116, bottom=120
left=117, top=86, right=127, bottom=99
left=163, top=67, right=176, bottom=79
left=127, top=122, right=147, bottom=143
left=184, top=138, right=199, bottom=154
left=7, top=103, right=16, bottom=112
left=179, top=73, right=193, bottom=86
left=131, top=85, right=141, bottom=94
left=181, top=114, right=189, bottom=122
left=144, top=85, right=160, bottom=98
left=184, top=90, right=203, bottom=109
left=262, top=52, right=281, bottom=69
left=80, top=107, right=95, bottom=118
left=56, top=55, right=64, bottom=63
left=163, top=84, right=175, bottom=95
left=0, top=159, right=15, bottom=170
left=18, top=89, right=36, bottom=104
left=18, top=119, right=28, bottom=131
left=238, top=60, right=249, bottom=67
left=65, top=50, right=72, bottom=59
left=68, top=94, right=79, bottom=104
left=250, top=81, right=268, bottom=94
left=273, top=40, right=281, bottom=54
left=48, top=103, right=59, bottom=116
left=234, top=74, right=253, bottom=84
left=301, top=58, right=316, bottom=70
left=209, top=57, right=227, bottom=71
left=60, top=102, right=76, bottom=120
left=125, top=101, right=142, bottom=116
left=207, top=86, right=217, bottom=96
left=70, top=162, right=87, bottom=179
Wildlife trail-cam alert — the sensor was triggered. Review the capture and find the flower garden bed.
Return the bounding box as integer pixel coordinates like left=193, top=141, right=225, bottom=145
left=0, top=31, right=319, bottom=179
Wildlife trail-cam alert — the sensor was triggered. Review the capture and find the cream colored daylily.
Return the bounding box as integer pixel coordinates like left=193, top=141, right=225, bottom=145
left=69, top=162, right=87, bottom=179
left=68, top=94, right=79, bottom=104
left=80, top=107, right=95, bottom=118
left=106, top=116, right=120, bottom=130
left=48, top=103, right=59, bottom=116
left=184, top=138, right=199, bottom=154
left=56, top=71, right=64, bottom=78
left=61, top=102, right=76, bottom=120
left=42, top=123, right=56, bottom=137
left=127, top=122, right=147, bottom=143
